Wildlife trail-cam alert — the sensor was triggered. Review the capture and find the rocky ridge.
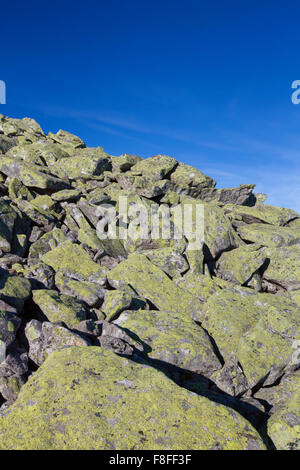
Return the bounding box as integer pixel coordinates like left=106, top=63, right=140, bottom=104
left=0, top=114, right=299, bottom=450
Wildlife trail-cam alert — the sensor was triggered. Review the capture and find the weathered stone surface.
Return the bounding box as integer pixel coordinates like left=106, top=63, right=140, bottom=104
left=202, top=203, right=241, bottom=258
left=237, top=223, right=300, bottom=247
left=115, top=309, right=221, bottom=376
left=48, top=129, right=85, bottom=148
left=0, top=347, right=265, bottom=450
left=32, top=290, right=89, bottom=328
left=0, top=268, right=31, bottom=312
left=101, top=290, right=132, bottom=322
left=226, top=203, right=299, bottom=226
left=216, top=244, right=266, bottom=285
left=42, top=241, right=107, bottom=284
left=202, top=289, right=300, bottom=388
left=256, top=371, right=300, bottom=450
left=111, top=154, right=142, bottom=172
left=25, top=320, right=90, bottom=366
left=108, top=254, right=203, bottom=321
left=170, top=163, right=216, bottom=198
left=131, top=154, right=178, bottom=180
left=262, top=246, right=300, bottom=291
left=208, top=184, right=255, bottom=205
left=49, top=153, right=111, bottom=179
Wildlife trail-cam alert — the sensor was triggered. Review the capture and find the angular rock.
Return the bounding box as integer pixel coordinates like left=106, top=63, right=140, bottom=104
left=0, top=347, right=266, bottom=450
left=101, top=290, right=132, bottom=322
left=32, top=290, right=89, bottom=328
left=25, top=320, right=90, bottom=366
left=216, top=244, right=266, bottom=285
left=262, top=246, right=300, bottom=291
left=41, top=241, right=107, bottom=284
left=237, top=223, right=300, bottom=247
left=115, top=309, right=222, bottom=377
left=108, top=254, right=203, bottom=322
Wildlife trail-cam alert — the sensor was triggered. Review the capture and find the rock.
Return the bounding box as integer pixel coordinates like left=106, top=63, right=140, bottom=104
left=237, top=223, right=300, bottom=247
left=0, top=198, right=19, bottom=253
left=210, top=353, right=248, bottom=396
left=0, top=158, right=70, bottom=191
left=54, top=271, right=105, bottom=307
left=202, top=203, right=241, bottom=259
left=131, top=154, right=178, bottom=180
left=1, top=113, right=299, bottom=450
left=115, top=309, right=222, bottom=377
left=108, top=253, right=203, bottom=322
left=256, top=371, right=300, bottom=450
left=202, top=289, right=300, bottom=388
left=0, top=347, right=266, bottom=450
left=225, top=203, right=299, bottom=226
left=111, top=154, right=142, bottom=172
left=48, top=129, right=85, bottom=149
left=49, top=152, right=111, bottom=179
left=216, top=244, right=266, bottom=285
left=32, top=290, right=89, bottom=328
left=0, top=116, right=45, bottom=139
left=0, top=268, right=31, bottom=312
left=0, top=311, right=21, bottom=361
left=25, top=320, right=90, bottom=366
left=143, top=247, right=189, bottom=278
left=208, top=184, right=256, bottom=206
left=41, top=241, right=107, bottom=285
left=101, top=290, right=132, bottom=322
left=262, top=246, right=300, bottom=291
left=170, top=163, right=216, bottom=198
left=51, top=189, right=81, bottom=202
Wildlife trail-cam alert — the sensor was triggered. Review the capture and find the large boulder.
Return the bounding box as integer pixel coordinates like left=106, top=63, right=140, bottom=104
left=0, top=347, right=266, bottom=450
left=115, top=309, right=222, bottom=377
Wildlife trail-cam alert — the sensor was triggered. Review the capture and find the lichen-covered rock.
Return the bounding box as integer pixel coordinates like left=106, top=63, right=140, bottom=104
left=0, top=158, right=70, bottom=191
left=48, top=129, right=85, bottom=149
left=0, top=347, right=266, bottom=450
left=25, top=320, right=90, bottom=366
left=0, top=268, right=31, bottom=312
left=131, top=154, right=178, bottom=180
left=208, top=184, right=255, bottom=205
left=101, top=290, right=132, bottom=322
left=42, top=241, right=107, bottom=284
left=237, top=223, right=300, bottom=247
left=32, top=290, right=89, bottom=328
left=115, top=309, right=222, bottom=376
left=108, top=253, right=203, bottom=321
left=170, top=162, right=216, bottom=198
left=226, top=203, right=299, bottom=226
left=261, top=371, right=300, bottom=450
left=143, top=247, right=189, bottom=278
left=111, top=153, right=142, bottom=172
left=216, top=244, right=266, bottom=285
left=262, top=246, right=300, bottom=291
left=202, top=203, right=241, bottom=258
left=0, top=312, right=21, bottom=361
left=49, top=152, right=111, bottom=179
left=54, top=271, right=105, bottom=307
left=202, top=289, right=300, bottom=388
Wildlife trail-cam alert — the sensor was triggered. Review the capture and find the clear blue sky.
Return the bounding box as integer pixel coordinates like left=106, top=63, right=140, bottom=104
left=2, top=0, right=300, bottom=212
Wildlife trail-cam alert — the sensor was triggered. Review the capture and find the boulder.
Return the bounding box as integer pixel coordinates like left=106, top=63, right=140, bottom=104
left=0, top=347, right=266, bottom=450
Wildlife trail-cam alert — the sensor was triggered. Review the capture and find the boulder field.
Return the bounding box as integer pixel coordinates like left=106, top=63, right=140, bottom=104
left=0, top=114, right=299, bottom=450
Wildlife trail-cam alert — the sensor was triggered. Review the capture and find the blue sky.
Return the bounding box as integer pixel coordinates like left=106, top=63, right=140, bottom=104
left=1, top=0, right=300, bottom=212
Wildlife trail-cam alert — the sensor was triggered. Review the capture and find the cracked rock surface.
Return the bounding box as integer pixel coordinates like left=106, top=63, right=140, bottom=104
left=0, top=114, right=299, bottom=450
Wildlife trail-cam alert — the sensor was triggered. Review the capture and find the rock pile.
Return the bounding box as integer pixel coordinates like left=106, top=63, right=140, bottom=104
left=0, top=114, right=299, bottom=450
